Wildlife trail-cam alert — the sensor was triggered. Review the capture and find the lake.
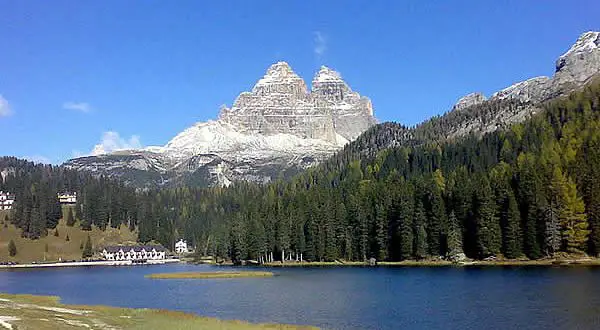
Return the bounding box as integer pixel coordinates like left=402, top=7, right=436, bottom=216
left=1, top=264, right=600, bottom=329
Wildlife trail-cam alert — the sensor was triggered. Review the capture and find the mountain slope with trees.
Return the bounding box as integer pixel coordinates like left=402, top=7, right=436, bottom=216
left=3, top=81, right=600, bottom=264
left=133, top=80, right=600, bottom=263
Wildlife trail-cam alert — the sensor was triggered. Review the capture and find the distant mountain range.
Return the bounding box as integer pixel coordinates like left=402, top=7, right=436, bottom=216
left=64, top=31, right=600, bottom=188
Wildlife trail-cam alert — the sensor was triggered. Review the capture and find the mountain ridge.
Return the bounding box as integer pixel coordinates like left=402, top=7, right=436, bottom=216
left=64, top=31, right=600, bottom=188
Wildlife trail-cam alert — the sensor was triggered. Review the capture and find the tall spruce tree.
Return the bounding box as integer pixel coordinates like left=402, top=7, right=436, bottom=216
left=82, top=235, right=93, bottom=258
left=473, top=175, right=502, bottom=258
left=446, top=211, right=464, bottom=258
left=504, top=192, right=522, bottom=258
left=413, top=199, right=428, bottom=260
left=8, top=239, right=17, bottom=257
left=66, top=207, right=76, bottom=227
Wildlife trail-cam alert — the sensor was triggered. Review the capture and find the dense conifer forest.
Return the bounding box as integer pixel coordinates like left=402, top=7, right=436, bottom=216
left=0, top=158, right=138, bottom=239
left=2, top=81, right=600, bottom=262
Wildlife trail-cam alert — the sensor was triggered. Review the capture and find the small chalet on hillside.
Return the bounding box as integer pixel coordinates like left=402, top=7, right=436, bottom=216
left=101, top=245, right=166, bottom=261
left=58, top=192, right=77, bottom=204
left=0, top=191, right=15, bottom=210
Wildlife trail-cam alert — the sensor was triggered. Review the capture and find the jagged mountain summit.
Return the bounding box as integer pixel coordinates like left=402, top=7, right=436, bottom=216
left=64, top=62, right=376, bottom=187
left=442, top=31, right=600, bottom=137
left=454, top=31, right=600, bottom=105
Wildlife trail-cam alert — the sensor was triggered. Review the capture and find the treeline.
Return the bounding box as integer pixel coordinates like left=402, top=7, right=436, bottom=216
left=131, top=81, right=600, bottom=262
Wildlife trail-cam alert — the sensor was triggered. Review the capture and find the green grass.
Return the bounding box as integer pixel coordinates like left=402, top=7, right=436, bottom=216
left=0, top=293, right=317, bottom=329
left=0, top=207, right=137, bottom=264
left=146, top=271, right=274, bottom=279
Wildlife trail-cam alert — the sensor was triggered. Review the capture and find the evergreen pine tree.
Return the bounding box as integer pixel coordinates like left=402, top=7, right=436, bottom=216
left=446, top=211, right=464, bottom=258
left=398, top=183, right=414, bottom=260
left=580, top=137, right=600, bottom=256
left=425, top=185, right=446, bottom=257
left=8, top=239, right=17, bottom=257
left=473, top=176, right=502, bottom=258
left=544, top=181, right=561, bottom=256
left=66, top=207, right=76, bottom=227
left=517, top=154, right=543, bottom=259
left=504, top=192, right=522, bottom=258
left=413, top=199, right=428, bottom=260
left=82, top=235, right=93, bottom=258
left=374, top=203, right=388, bottom=261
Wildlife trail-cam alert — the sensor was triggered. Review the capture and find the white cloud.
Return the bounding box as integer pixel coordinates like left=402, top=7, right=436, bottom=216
left=0, top=95, right=12, bottom=117
left=63, top=101, right=92, bottom=113
left=89, top=131, right=142, bottom=156
left=314, top=31, right=327, bottom=58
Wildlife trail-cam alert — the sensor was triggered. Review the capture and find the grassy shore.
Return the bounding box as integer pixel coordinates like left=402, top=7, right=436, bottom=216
left=146, top=271, right=274, bottom=279
left=0, top=208, right=137, bottom=264
left=259, top=258, right=600, bottom=267
left=0, top=293, right=316, bottom=330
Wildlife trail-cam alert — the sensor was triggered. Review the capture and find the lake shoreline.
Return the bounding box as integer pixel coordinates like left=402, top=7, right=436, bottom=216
left=0, top=292, right=316, bottom=329
left=228, top=258, right=600, bottom=268
left=0, top=258, right=181, bottom=270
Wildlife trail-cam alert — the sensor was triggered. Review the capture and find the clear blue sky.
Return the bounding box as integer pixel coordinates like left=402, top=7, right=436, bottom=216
left=0, top=1, right=598, bottom=164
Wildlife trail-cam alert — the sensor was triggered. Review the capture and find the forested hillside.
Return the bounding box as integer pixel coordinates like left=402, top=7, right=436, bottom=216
left=133, top=80, right=600, bottom=262
left=3, top=81, right=600, bottom=263
left=0, top=158, right=139, bottom=240
left=321, top=97, right=533, bottom=175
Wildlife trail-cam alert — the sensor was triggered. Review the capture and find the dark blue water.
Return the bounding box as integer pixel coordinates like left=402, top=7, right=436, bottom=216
left=1, top=264, right=600, bottom=329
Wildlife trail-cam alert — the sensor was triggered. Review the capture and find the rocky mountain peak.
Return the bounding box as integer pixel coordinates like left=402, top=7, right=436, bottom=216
left=452, top=92, right=487, bottom=111
left=311, top=65, right=351, bottom=98
left=556, top=31, right=600, bottom=72
left=488, top=31, right=600, bottom=104
left=252, top=61, right=307, bottom=95
left=262, top=61, right=297, bottom=80
left=553, top=31, right=600, bottom=91
left=313, top=66, right=344, bottom=83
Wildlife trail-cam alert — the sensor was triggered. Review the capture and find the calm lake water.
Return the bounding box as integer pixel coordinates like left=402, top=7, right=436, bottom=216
left=1, top=264, right=600, bottom=329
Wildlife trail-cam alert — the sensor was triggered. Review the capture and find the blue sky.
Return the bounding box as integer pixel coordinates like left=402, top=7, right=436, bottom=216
left=0, top=1, right=598, bottom=164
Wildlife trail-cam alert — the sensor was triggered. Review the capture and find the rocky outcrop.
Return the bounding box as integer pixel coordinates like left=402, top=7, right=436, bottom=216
left=490, top=31, right=600, bottom=103
left=311, top=66, right=376, bottom=141
left=64, top=62, right=377, bottom=187
left=552, top=31, right=600, bottom=95
left=452, top=92, right=487, bottom=111
left=491, top=76, right=551, bottom=103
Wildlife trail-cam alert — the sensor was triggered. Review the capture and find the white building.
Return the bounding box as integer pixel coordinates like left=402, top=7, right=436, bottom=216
left=101, top=245, right=166, bottom=261
left=0, top=191, right=15, bottom=210
left=58, top=192, right=77, bottom=204
left=175, top=239, right=189, bottom=254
